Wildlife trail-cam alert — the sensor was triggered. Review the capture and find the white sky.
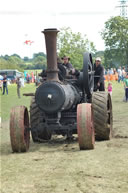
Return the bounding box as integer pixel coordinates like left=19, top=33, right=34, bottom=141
left=0, top=0, right=121, bottom=58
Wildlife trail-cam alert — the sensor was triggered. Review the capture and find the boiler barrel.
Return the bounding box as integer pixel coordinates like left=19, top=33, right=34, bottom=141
left=35, top=82, right=80, bottom=114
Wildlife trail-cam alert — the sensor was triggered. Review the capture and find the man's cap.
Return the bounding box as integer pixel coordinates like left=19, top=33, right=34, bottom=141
left=95, top=57, right=101, bottom=62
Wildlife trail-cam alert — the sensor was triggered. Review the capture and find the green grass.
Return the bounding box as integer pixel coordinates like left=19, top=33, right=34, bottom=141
left=110, top=81, right=128, bottom=137
left=0, top=81, right=128, bottom=193
left=0, top=83, right=36, bottom=120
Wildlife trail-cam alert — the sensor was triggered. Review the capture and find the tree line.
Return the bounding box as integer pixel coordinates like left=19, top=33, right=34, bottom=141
left=0, top=53, right=47, bottom=72
left=0, top=16, right=127, bottom=71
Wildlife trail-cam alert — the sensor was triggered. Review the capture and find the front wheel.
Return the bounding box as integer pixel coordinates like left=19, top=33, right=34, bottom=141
left=10, top=106, right=30, bottom=152
left=77, top=103, right=95, bottom=150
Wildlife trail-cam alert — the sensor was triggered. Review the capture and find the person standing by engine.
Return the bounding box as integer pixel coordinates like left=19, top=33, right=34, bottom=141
left=16, top=77, right=21, bottom=98
left=0, top=80, right=3, bottom=92
left=2, top=74, right=8, bottom=95
left=117, top=66, right=122, bottom=83
left=94, top=57, right=105, bottom=91
left=123, top=73, right=128, bottom=102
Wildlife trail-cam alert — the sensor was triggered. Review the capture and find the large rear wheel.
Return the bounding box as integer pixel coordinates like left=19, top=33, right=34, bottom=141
left=10, top=106, right=30, bottom=152
left=77, top=103, right=95, bottom=150
left=92, top=92, right=113, bottom=140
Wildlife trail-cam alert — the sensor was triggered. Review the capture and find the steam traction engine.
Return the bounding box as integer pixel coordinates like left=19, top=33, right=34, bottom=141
left=10, top=29, right=113, bottom=152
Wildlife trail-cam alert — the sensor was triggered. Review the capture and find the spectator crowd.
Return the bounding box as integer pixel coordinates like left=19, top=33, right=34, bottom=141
left=0, top=64, right=128, bottom=101
left=104, top=66, right=128, bottom=82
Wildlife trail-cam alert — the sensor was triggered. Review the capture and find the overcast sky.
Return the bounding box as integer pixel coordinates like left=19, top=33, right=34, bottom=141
left=0, top=0, right=121, bottom=58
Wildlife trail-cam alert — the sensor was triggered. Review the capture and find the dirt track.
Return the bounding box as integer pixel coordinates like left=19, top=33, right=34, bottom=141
left=1, top=83, right=128, bottom=193
left=1, top=118, right=128, bottom=193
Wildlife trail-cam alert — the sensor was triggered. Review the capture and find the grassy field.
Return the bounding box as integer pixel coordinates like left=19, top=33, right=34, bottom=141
left=0, top=83, right=36, bottom=120
left=0, top=81, right=128, bottom=193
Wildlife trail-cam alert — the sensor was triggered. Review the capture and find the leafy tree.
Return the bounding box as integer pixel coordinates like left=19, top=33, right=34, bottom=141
left=32, top=55, right=46, bottom=65
left=0, top=56, right=24, bottom=71
left=4, top=55, right=9, bottom=60
left=57, top=27, right=96, bottom=69
left=11, top=54, right=21, bottom=58
left=103, top=49, right=125, bottom=69
left=23, top=57, right=29, bottom=62
left=22, top=52, right=46, bottom=69
left=0, top=52, right=47, bottom=71
left=33, top=52, right=46, bottom=58
left=101, top=16, right=128, bottom=67
left=32, top=55, right=46, bottom=69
